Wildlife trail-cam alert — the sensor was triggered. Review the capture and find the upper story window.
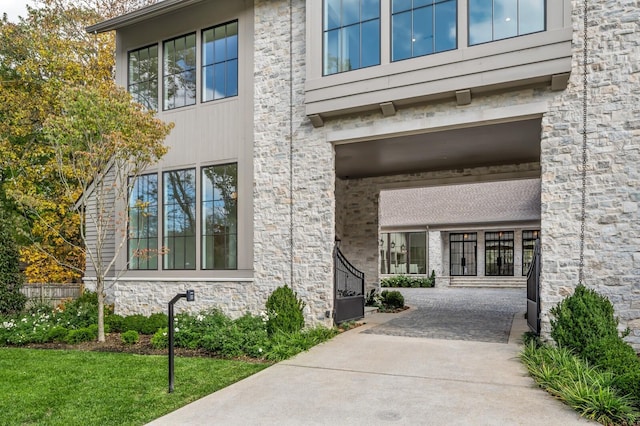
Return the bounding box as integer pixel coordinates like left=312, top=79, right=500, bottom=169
left=128, top=45, right=158, bottom=111
left=202, top=21, right=239, bottom=102
left=128, top=174, right=159, bottom=270
left=202, top=163, right=238, bottom=270
left=391, top=0, right=457, bottom=61
left=163, top=33, right=196, bottom=110
left=468, top=0, right=545, bottom=45
left=323, top=0, right=381, bottom=75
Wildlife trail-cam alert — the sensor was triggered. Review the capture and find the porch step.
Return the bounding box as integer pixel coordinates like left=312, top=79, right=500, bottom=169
left=449, top=277, right=526, bottom=288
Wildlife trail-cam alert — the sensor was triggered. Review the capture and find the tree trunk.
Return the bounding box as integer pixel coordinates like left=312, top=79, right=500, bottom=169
left=97, top=278, right=105, bottom=342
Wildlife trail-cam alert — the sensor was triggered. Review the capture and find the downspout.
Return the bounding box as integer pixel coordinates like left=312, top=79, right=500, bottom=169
left=289, top=0, right=294, bottom=290
left=578, top=0, right=588, bottom=286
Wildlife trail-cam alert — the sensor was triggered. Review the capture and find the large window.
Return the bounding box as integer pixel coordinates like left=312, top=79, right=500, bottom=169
left=163, top=33, right=196, bottom=110
left=202, top=164, right=238, bottom=269
left=391, top=0, right=457, bottom=61
left=468, top=0, right=545, bottom=45
left=450, top=232, right=477, bottom=276
left=485, top=231, right=514, bottom=276
left=128, top=45, right=158, bottom=111
left=163, top=169, right=196, bottom=270
left=522, top=230, right=539, bottom=275
left=202, top=21, right=238, bottom=102
left=380, top=232, right=427, bottom=274
left=323, top=0, right=381, bottom=75
left=128, top=174, right=159, bottom=270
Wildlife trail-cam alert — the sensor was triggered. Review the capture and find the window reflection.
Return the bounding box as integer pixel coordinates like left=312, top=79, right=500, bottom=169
left=391, top=0, right=457, bottom=62
left=469, top=0, right=545, bottom=45
left=128, top=44, right=158, bottom=111
left=163, top=169, right=196, bottom=270
left=202, top=21, right=238, bottom=102
left=128, top=174, right=158, bottom=270
left=163, top=33, right=196, bottom=110
left=202, top=164, right=238, bottom=270
left=323, top=0, right=380, bottom=75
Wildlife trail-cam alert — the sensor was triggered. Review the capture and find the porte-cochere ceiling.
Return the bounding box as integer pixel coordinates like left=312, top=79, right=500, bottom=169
left=334, top=118, right=541, bottom=179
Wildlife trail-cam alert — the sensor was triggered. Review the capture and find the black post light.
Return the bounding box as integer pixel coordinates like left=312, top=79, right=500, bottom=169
left=168, top=289, right=195, bottom=393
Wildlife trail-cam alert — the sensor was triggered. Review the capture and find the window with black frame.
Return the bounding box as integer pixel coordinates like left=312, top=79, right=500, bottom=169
left=485, top=231, right=514, bottom=276
left=128, top=174, right=159, bottom=270
left=450, top=232, right=477, bottom=276
left=163, top=33, right=196, bottom=110
left=202, top=163, right=238, bottom=270
left=380, top=232, right=427, bottom=274
left=522, top=230, right=539, bottom=275
left=163, top=169, right=196, bottom=270
left=202, top=21, right=238, bottom=102
left=128, top=44, right=159, bottom=111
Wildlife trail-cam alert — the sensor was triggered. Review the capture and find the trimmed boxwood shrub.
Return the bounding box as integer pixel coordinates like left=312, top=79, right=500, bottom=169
left=381, top=290, right=404, bottom=310
left=265, top=285, right=305, bottom=336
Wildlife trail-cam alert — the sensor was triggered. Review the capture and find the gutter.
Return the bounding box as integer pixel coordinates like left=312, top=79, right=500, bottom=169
left=86, top=0, right=206, bottom=33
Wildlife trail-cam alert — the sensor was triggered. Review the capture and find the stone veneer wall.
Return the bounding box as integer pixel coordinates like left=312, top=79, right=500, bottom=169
left=335, top=161, right=541, bottom=290
left=100, top=280, right=268, bottom=317
left=253, top=0, right=335, bottom=325
left=539, top=0, right=640, bottom=347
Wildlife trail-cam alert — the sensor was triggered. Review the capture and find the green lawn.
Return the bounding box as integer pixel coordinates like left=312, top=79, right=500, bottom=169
left=0, top=348, right=268, bottom=425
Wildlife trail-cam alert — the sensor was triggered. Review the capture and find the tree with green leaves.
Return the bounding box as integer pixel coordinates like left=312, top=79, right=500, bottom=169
left=43, top=83, right=172, bottom=341
left=0, top=209, right=27, bottom=315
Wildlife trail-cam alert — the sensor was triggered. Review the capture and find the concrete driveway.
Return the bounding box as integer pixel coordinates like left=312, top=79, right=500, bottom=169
left=148, top=288, right=591, bottom=425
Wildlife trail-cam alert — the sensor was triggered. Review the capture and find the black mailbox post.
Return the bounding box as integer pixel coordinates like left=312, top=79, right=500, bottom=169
left=168, top=290, right=195, bottom=393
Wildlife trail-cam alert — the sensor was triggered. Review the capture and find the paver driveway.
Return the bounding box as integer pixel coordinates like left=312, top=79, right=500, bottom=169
left=364, top=287, right=526, bottom=343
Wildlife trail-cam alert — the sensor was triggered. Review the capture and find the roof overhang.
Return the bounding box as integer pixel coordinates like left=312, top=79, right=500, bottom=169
left=86, top=0, right=205, bottom=33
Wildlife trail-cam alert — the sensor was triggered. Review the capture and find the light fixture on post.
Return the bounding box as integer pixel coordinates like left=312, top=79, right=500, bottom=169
left=168, top=289, right=195, bottom=393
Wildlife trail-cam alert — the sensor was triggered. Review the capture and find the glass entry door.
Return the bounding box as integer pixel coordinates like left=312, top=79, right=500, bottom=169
left=450, top=233, right=477, bottom=276
left=485, top=231, right=514, bottom=276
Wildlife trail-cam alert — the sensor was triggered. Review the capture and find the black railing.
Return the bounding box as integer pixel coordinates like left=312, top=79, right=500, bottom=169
left=334, top=246, right=365, bottom=324
left=526, top=239, right=541, bottom=334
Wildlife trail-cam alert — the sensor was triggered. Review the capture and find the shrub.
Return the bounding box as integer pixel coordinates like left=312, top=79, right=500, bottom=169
left=381, top=274, right=434, bottom=288
left=46, top=326, right=69, bottom=342
left=151, top=327, right=168, bottom=349
left=550, top=285, right=620, bottom=355
left=586, top=336, right=640, bottom=406
left=265, top=285, right=305, bottom=336
left=121, top=330, right=139, bottom=345
left=65, top=325, right=97, bottom=344
left=57, top=292, right=100, bottom=329
left=105, top=314, right=125, bottom=333
left=144, top=313, right=168, bottom=335
left=381, top=290, right=404, bottom=310
left=0, top=218, right=26, bottom=315
left=122, top=314, right=148, bottom=334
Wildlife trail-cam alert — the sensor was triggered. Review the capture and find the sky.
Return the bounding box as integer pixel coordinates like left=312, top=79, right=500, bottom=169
left=2, top=0, right=32, bottom=22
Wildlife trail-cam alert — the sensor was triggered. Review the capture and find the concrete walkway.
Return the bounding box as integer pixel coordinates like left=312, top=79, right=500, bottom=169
left=148, top=294, right=591, bottom=425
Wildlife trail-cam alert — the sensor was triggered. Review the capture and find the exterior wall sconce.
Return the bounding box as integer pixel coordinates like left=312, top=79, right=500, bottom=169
left=168, top=290, right=195, bottom=393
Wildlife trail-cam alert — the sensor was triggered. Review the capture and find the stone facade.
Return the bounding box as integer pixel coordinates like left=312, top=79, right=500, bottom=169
left=93, top=0, right=640, bottom=347
left=253, top=0, right=334, bottom=325
left=539, top=0, right=640, bottom=346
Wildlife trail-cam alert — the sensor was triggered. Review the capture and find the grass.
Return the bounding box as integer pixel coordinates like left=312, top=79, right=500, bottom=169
left=0, top=348, right=268, bottom=425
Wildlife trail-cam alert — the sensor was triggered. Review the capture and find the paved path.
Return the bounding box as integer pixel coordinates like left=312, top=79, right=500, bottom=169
left=366, top=288, right=526, bottom=343
left=148, top=288, right=591, bottom=425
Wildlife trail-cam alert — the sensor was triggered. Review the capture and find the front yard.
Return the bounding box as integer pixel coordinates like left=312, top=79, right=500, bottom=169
left=0, top=347, right=267, bottom=425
